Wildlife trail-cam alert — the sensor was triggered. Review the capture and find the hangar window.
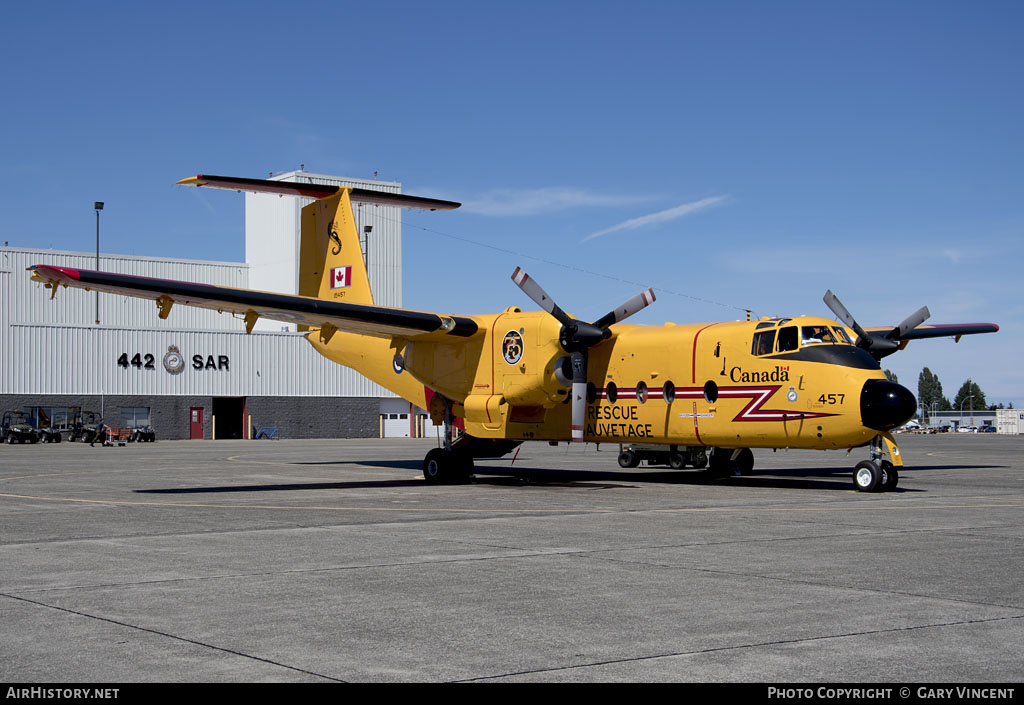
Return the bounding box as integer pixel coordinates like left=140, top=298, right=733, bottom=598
left=121, top=407, right=151, bottom=428
left=752, top=330, right=776, bottom=356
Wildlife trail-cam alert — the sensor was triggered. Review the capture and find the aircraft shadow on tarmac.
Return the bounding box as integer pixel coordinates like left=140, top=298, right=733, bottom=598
left=133, top=461, right=1002, bottom=494
left=132, top=457, right=1003, bottom=495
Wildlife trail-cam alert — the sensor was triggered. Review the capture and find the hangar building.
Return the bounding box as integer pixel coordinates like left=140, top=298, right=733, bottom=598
left=0, top=170, right=432, bottom=440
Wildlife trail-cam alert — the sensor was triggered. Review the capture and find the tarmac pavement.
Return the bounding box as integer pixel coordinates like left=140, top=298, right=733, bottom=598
left=1, top=434, right=1021, bottom=682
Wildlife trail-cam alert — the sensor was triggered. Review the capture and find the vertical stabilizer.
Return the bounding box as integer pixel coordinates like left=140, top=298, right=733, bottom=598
left=299, top=189, right=374, bottom=306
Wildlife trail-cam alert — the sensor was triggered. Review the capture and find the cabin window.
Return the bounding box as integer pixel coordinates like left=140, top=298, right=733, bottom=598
left=832, top=327, right=853, bottom=344
left=606, top=382, right=618, bottom=403
left=636, top=381, right=648, bottom=404
left=752, top=330, right=776, bottom=356
left=777, top=326, right=798, bottom=352
left=801, top=325, right=836, bottom=346
left=663, top=381, right=676, bottom=404
left=704, top=380, right=718, bottom=404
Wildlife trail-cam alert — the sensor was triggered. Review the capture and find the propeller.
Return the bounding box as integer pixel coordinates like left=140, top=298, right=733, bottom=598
left=823, top=290, right=930, bottom=360
left=511, top=267, right=655, bottom=441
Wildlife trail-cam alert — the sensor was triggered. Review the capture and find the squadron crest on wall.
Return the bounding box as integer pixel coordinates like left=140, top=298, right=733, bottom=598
left=163, top=345, right=185, bottom=375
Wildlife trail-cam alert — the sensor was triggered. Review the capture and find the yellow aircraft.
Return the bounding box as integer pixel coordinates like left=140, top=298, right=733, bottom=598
left=28, top=175, right=999, bottom=492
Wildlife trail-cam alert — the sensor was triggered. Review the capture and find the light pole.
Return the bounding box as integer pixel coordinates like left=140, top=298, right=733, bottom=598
left=94, top=202, right=104, bottom=325
left=959, top=381, right=974, bottom=430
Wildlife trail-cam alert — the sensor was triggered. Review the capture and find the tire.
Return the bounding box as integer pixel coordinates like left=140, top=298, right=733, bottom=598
left=618, top=450, right=640, bottom=468
left=691, top=450, right=708, bottom=469
left=880, top=461, right=898, bottom=491
left=706, top=449, right=730, bottom=478
left=423, top=449, right=473, bottom=484
left=733, top=448, right=754, bottom=476
left=854, top=460, right=881, bottom=492
left=668, top=452, right=687, bottom=470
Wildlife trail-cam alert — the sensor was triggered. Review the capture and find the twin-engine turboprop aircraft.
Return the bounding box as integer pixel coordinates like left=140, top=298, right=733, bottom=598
left=29, top=175, right=998, bottom=491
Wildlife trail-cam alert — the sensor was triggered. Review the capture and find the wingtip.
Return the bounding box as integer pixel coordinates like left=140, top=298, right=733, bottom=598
left=175, top=175, right=202, bottom=186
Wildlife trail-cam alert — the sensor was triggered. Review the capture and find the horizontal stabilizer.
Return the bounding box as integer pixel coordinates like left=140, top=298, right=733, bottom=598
left=176, top=174, right=461, bottom=211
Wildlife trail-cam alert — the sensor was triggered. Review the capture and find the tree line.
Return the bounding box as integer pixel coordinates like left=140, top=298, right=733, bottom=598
left=892, top=367, right=1014, bottom=416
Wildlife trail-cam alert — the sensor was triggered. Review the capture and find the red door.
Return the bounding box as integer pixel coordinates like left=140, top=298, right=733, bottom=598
left=190, top=407, right=204, bottom=439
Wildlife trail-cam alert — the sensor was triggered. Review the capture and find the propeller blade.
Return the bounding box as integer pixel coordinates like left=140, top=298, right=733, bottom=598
left=889, top=305, right=931, bottom=340
left=570, top=350, right=587, bottom=442
left=823, top=290, right=871, bottom=344
left=511, top=267, right=573, bottom=327
left=592, top=288, right=657, bottom=330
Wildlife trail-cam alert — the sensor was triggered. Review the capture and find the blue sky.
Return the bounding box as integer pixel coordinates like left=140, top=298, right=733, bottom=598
left=2, top=1, right=1021, bottom=406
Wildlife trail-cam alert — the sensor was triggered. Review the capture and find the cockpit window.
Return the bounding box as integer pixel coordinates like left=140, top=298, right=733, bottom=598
left=801, top=325, right=836, bottom=346
left=832, top=327, right=853, bottom=344
left=752, top=330, right=776, bottom=356
left=777, top=326, right=798, bottom=352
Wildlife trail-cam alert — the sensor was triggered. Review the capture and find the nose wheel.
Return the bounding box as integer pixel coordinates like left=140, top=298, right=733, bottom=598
left=853, top=434, right=901, bottom=492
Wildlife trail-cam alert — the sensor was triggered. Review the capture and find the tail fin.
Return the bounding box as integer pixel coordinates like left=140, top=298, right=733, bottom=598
left=298, top=189, right=374, bottom=305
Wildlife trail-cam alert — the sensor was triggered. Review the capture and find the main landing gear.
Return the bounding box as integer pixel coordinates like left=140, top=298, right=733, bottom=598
left=422, top=396, right=474, bottom=485
left=419, top=397, right=522, bottom=484
left=852, top=434, right=901, bottom=492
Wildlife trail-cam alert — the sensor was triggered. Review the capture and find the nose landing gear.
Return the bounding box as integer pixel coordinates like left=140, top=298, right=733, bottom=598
left=853, top=433, right=901, bottom=492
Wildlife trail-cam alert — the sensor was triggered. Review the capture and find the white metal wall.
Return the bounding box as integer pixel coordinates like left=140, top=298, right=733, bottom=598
left=4, top=247, right=248, bottom=332
left=5, top=324, right=386, bottom=397
left=2, top=244, right=390, bottom=398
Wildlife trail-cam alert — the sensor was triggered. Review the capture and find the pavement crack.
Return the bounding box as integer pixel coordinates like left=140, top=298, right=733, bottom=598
left=0, top=592, right=346, bottom=682
left=452, top=613, right=1024, bottom=682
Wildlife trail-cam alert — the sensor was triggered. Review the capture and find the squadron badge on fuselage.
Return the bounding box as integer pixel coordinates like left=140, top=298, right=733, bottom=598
left=502, top=330, right=524, bottom=365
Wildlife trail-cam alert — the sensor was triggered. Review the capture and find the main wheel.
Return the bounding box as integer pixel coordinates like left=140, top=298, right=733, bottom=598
left=880, top=461, right=898, bottom=491
left=668, top=452, right=687, bottom=470
left=732, top=448, right=754, bottom=475
left=706, top=448, right=731, bottom=478
left=618, top=450, right=640, bottom=468
left=423, top=448, right=473, bottom=484
left=853, top=460, right=882, bottom=492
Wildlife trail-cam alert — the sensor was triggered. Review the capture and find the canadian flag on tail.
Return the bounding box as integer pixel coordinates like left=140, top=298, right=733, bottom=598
left=330, top=266, right=352, bottom=289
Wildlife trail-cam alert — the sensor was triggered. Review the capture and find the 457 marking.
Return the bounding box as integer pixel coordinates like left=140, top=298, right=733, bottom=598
left=818, top=393, right=845, bottom=405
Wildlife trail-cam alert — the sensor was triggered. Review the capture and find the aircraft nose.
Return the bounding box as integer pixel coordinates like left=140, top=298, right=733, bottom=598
left=860, top=379, right=917, bottom=432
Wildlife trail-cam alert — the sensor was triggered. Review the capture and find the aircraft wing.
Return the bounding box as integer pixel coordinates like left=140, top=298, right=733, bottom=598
left=28, top=264, right=478, bottom=339
left=865, top=323, right=999, bottom=341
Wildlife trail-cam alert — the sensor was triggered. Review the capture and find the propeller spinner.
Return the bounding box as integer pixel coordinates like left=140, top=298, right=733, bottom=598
left=824, top=290, right=930, bottom=360
left=511, top=267, right=656, bottom=441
